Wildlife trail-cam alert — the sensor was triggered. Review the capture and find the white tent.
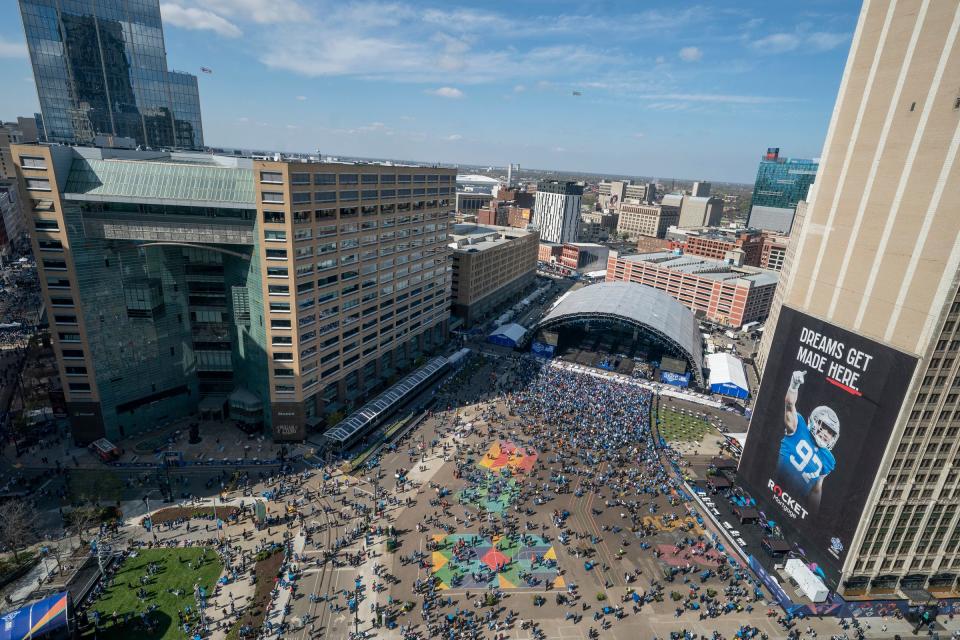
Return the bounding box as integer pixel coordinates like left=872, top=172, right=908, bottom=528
left=488, top=323, right=527, bottom=347
left=784, top=559, right=829, bottom=602
left=706, top=352, right=749, bottom=399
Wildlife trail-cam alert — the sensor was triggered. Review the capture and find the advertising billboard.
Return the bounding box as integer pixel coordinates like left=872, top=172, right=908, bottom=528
left=531, top=341, right=555, bottom=358
left=737, top=306, right=917, bottom=587
left=660, top=371, right=691, bottom=388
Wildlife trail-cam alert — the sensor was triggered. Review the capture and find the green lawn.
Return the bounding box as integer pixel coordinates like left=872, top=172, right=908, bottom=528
left=656, top=408, right=713, bottom=443
left=87, top=548, right=222, bottom=640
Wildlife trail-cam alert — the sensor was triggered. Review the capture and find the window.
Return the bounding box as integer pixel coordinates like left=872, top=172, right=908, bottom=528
left=58, top=332, right=81, bottom=342
left=292, top=192, right=312, bottom=204
left=50, top=296, right=73, bottom=307
left=20, top=156, right=46, bottom=169
left=291, top=172, right=311, bottom=185
left=42, top=258, right=67, bottom=270
left=35, top=219, right=60, bottom=232
left=272, top=352, right=294, bottom=362
left=265, top=249, right=287, bottom=260
left=267, top=266, right=288, bottom=278
left=69, top=382, right=91, bottom=392
left=362, top=174, right=378, bottom=184
left=340, top=174, right=358, bottom=184
left=268, top=285, right=289, bottom=295
left=261, top=192, right=284, bottom=203
left=340, top=190, right=359, bottom=202
left=263, top=211, right=285, bottom=224
left=62, top=349, right=84, bottom=359
left=25, top=178, right=50, bottom=191
left=260, top=171, right=283, bottom=183
left=38, top=239, right=63, bottom=251
left=269, top=302, right=291, bottom=312
left=265, top=230, right=287, bottom=242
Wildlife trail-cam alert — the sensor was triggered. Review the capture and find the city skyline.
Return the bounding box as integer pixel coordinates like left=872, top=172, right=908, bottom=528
left=0, top=0, right=857, bottom=182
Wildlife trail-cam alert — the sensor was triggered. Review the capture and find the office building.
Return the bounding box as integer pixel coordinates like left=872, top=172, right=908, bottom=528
left=538, top=243, right=562, bottom=263
left=448, top=224, right=538, bottom=327
left=616, top=201, right=679, bottom=239
left=606, top=251, right=777, bottom=328
left=691, top=181, right=711, bottom=197
left=597, top=180, right=655, bottom=209
left=578, top=211, right=618, bottom=242
left=759, top=233, right=789, bottom=271
left=737, top=1, right=960, bottom=597
left=18, top=0, right=204, bottom=150
left=670, top=228, right=765, bottom=267
left=559, top=243, right=609, bottom=273
left=533, top=181, right=582, bottom=244
left=678, top=195, right=724, bottom=229
left=13, top=144, right=453, bottom=443
left=746, top=148, right=818, bottom=234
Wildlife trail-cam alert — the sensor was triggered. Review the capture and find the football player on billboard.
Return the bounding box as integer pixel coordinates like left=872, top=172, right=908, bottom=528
left=777, top=370, right=839, bottom=511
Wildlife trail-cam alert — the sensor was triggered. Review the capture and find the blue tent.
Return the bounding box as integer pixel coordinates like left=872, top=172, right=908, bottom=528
left=0, top=592, right=72, bottom=640
left=487, top=323, right=527, bottom=348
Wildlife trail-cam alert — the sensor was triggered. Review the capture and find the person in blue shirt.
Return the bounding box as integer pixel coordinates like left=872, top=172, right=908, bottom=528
left=777, top=370, right=840, bottom=511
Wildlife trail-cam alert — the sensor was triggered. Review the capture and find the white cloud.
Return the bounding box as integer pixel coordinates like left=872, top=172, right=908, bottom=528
left=160, top=4, right=242, bottom=37
left=426, top=87, right=464, bottom=99
left=295, top=95, right=307, bottom=101
left=633, top=133, right=645, bottom=139
left=654, top=55, right=666, bottom=65
left=640, top=92, right=798, bottom=104
left=552, top=146, right=566, bottom=152
left=750, top=31, right=848, bottom=54
left=0, top=36, right=27, bottom=58
left=678, top=46, right=702, bottom=62
left=513, top=84, right=526, bottom=93
left=806, top=32, right=850, bottom=51
left=202, top=0, right=310, bottom=24
left=444, top=134, right=463, bottom=141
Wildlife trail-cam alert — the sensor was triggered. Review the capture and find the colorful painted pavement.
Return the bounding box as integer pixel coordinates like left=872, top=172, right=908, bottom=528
left=430, top=534, right=563, bottom=590
left=457, top=473, right=519, bottom=515
left=478, top=440, right=538, bottom=475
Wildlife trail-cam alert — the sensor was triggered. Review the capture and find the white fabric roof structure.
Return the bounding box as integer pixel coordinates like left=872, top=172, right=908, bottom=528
left=536, top=281, right=705, bottom=385
left=785, top=559, right=829, bottom=602
left=706, top=352, right=749, bottom=392
left=489, top=323, right=527, bottom=344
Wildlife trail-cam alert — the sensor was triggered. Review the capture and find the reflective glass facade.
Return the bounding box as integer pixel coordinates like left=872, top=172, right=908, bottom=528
left=19, top=0, right=204, bottom=149
left=749, top=156, right=819, bottom=210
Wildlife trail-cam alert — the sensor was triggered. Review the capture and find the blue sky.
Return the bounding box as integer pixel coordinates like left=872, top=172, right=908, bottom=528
left=0, top=0, right=860, bottom=183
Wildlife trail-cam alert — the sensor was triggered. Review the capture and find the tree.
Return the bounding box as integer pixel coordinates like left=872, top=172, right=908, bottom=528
left=325, top=411, right=345, bottom=429
left=0, top=500, right=38, bottom=563
left=67, top=506, right=99, bottom=546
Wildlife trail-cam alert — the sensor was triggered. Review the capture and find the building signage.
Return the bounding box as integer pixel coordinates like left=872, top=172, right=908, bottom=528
left=737, top=306, right=917, bottom=586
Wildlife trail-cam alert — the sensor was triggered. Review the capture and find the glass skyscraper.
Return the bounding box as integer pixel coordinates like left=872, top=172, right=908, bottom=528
left=746, top=148, right=819, bottom=234
left=749, top=148, right=819, bottom=210
left=18, top=0, right=204, bottom=149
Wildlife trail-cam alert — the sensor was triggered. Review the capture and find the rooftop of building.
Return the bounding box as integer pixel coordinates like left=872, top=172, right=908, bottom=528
left=456, top=174, right=501, bottom=184
left=448, top=223, right=533, bottom=252
left=614, top=251, right=780, bottom=287
left=62, top=151, right=256, bottom=208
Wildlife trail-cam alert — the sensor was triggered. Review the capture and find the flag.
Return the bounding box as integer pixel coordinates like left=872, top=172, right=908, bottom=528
left=201, top=67, right=213, bottom=74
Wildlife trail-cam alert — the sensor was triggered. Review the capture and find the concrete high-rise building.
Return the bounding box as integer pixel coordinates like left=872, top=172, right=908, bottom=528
left=18, top=0, right=204, bottom=149
left=616, top=202, right=679, bottom=239
left=737, top=0, right=960, bottom=598
left=691, top=181, right=711, bottom=197
left=746, top=149, right=818, bottom=234
left=533, top=181, right=582, bottom=243
left=448, top=224, right=538, bottom=326
left=13, top=144, right=453, bottom=444
left=677, top=195, right=724, bottom=228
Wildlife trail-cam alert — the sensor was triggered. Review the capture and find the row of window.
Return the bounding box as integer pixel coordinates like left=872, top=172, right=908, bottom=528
left=263, top=188, right=453, bottom=204
left=260, top=171, right=452, bottom=185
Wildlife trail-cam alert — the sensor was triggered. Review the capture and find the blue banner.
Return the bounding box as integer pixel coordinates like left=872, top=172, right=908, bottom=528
left=660, top=371, right=690, bottom=387
left=531, top=341, right=555, bottom=358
